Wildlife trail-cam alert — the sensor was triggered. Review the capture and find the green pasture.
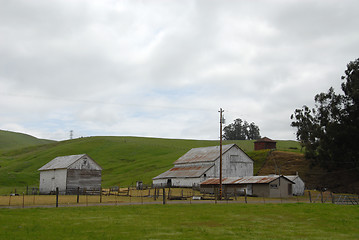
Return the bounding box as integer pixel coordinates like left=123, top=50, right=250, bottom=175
left=0, top=132, right=301, bottom=194
left=0, top=203, right=357, bottom=240
left=0, top=130, right=54, bottom=151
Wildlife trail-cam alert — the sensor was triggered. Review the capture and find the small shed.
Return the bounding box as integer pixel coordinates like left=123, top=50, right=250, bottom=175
left=200, top=175, right=295, bottom=198
left=285, top=175, right=305, bottom=196
left=38, top=154, right=102, bottom=195
left=254, top=137, right=277, bottom=151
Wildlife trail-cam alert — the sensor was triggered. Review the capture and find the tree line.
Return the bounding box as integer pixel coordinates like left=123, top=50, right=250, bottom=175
left=291, top=58, right=359, bottom=172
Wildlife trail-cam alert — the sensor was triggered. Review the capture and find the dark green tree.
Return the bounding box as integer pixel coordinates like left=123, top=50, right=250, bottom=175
left=223, top=118, right=261, bottom=140
left=291, top=58, right=359, bottom=171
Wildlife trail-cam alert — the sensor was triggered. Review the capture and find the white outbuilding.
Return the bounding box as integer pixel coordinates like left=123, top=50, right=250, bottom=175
left=152, top=144, right=254, bottom=188
left=285, top=175, right=305, bottom=196
left=38, top=154, right=102, bottom=195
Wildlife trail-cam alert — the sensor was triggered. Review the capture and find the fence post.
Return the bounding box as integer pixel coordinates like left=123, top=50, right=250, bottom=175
left=244, top=189, right=247, bottom=204
left=331, top=192, right=335, bottom=204
left=320, top=191, right=324, bottom=203
left=77, top=187, right=80, bottom=203
left=8, top=195, right=11, bottom=206
left=162, top=188, right=166, bottom=205
left=154, top=187, right=157, bottom=201
left=100, top=187, right=102, bottom=203
left=309, top=191, right=312, bottom=203
left=22, top=192, right=25, bottom=208
left=141, top=189, right=143, bottom=205
left=56, top=187, right=59, bottom=208
left=215, top=188, right=218, bottom=204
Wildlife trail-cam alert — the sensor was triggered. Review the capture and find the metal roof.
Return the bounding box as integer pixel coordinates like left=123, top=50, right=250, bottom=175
left=200, top=176, right=295, bottom=185
left=174, top=144, right=236, bottom=164
left=254, top=137, right=276, bottom=143
left=38, top=154, right=87, bottom=171
left=153, top=165, right=213, bottom=179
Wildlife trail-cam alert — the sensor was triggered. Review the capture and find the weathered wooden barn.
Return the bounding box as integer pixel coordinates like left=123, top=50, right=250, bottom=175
left=152, top=144, right=254, bottom=188
left=200, top=175, right=295, bottom=198
left=38, top=154, right=102, bottom=195
left=254, top=137, right=277, bottom=151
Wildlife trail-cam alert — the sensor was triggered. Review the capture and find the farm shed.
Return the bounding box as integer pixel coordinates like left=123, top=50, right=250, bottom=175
left=38, top=154, right=102, bottom=195
left=266, top=175, right=305, bottom=196
left=152, top=144, right=254, bottom=188
left=200, top=175, right=295, bottom=198
left=284, top=175, right=305, bottom=196
left=254, top=137, right=277, bottom=151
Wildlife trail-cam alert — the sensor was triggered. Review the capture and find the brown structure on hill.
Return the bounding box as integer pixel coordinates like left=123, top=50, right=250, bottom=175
left=254, top=137, right=277, bottom=151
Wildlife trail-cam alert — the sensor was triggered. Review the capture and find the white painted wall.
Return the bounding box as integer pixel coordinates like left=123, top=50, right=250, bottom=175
left=292, top=177, right=305, bottom=196
left=39, top=169, right=67, bottom=194
left=214, top=147, right=253, bottom=178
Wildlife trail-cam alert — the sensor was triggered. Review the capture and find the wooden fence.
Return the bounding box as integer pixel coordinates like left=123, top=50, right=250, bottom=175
left=1, top=186, right=358, bottom=208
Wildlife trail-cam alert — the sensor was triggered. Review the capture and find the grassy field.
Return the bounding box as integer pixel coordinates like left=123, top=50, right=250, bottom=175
left=0, top=134, right=301, bottom=194
left=0, top=203, right=357, bottom=239
left=0, top=130, right=54, bottom=151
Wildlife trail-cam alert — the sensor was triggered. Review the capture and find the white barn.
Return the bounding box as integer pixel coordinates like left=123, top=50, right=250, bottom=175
left=152, top=144, right=253, bottom=188
left=38, top=154, right=102, bottom=195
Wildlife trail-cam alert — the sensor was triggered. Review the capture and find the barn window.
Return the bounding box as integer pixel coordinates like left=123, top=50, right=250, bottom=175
left=270, top=184, right=278, bottom=189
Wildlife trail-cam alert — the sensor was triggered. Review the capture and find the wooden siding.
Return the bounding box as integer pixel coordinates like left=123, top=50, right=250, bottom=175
left=66, top=169, right=101, bottom=194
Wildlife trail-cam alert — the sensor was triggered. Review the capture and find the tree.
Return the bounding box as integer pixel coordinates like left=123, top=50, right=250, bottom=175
left=291, top=58, right=359, bottom=171
left=223, top=118, right=261, bottom=140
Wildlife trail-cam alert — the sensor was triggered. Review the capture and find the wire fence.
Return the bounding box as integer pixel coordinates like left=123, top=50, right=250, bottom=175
left=1, top=186, right=358, bottom=208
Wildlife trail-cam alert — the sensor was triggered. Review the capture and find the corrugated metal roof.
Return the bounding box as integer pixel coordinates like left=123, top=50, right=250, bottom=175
left=200, top=176, right=295, bottom=185
left=267, top=175, right=300, bottom=182
left=174, top=144, right=236, bottom=164
left=254, top=137, right=276, bottom=143
left=38, top=154, right=86, bottom=171
left=153, top=165, right=213, bottom=179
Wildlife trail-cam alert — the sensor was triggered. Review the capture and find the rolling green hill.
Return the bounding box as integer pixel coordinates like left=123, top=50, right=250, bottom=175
left=0, top=130, right=54, bottom=151
left=0, top=134, right=301, bottom=194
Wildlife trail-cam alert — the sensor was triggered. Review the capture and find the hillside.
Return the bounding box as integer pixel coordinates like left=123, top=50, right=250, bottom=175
left=0, top=130, right=54, bottom=151
left=257, top=151, right=359, bottom=194
left=0, top=135, right=301, bottom=194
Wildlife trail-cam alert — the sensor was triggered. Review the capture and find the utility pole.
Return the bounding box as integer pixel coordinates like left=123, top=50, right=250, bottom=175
left=219, top=108, right=224, bottom=200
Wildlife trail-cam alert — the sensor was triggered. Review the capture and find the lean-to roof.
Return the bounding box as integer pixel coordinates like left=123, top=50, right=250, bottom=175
left=200, top=176, right=295, bottom=185
left=153, top=165, right=213, bottom=179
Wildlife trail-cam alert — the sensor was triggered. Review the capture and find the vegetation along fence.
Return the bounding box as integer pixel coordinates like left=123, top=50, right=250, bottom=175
left=1, top=186, right=358, bottom=208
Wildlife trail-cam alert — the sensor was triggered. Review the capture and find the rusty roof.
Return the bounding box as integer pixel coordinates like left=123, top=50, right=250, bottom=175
left=200, top=176, right=295, bottom=185
left=174, top=144, right=237, bottom=164
left=254, top=137, right=276, bottom=143
left=153, top=165, right=213, bottom=180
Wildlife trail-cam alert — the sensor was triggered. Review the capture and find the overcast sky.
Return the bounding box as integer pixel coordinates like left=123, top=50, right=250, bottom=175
left=1, top=0, right=358, bottom=141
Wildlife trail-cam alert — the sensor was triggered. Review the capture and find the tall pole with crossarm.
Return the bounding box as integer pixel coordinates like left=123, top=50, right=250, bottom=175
left=219, top=108, right=224, bottom=200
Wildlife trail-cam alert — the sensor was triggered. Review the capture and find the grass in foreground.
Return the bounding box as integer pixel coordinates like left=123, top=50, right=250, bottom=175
left=0, top=203, right=358, bottom=240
